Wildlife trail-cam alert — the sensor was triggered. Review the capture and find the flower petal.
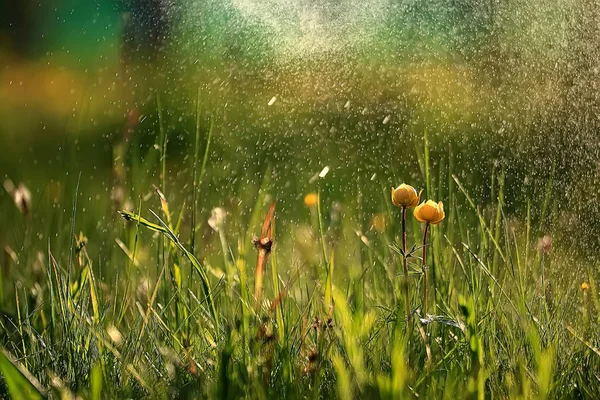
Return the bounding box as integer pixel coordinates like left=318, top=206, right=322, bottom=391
left=431, top=201, right=445, bottom=224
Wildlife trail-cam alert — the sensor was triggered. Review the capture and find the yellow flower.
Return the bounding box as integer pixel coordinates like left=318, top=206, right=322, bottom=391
left=304, top=192, right=318, bottom=207
left=582, top=282, right=590, bottom=291
left=413, top=200, right=445, bottom=224
left=391, top=184, right=421, bottom=208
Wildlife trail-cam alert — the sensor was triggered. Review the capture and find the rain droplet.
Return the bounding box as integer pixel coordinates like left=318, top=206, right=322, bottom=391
left=319, top=166, right=330, bottom=178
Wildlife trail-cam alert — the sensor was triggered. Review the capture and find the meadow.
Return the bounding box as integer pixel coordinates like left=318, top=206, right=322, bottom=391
left=1, top=103, right=599, bottom=398
left=2, top=0, right=600, bottom=398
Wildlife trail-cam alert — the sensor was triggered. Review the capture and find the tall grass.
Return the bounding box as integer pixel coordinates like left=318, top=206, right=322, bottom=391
left=0, top=106, right=598, bottom=399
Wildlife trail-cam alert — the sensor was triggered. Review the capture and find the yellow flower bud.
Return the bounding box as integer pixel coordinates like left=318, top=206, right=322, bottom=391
left=582, top=282, right=590, bottom=291
left=391, top=184, right=421, bottom=208
left=304, top=192, right=318, bottom=207
left=413, top=200, right=445, bottom=225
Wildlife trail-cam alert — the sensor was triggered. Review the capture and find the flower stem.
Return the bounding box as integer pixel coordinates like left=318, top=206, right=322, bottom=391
left=419, top=222, right=433, bottom=367
left=402, top=207, right=411, bottom=324
left=422, top=222, right=430, bottom=316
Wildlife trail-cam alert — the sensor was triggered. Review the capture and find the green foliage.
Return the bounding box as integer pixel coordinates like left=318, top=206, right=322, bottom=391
left=0, top=349, right=44, bottom=400
left=0, top=115, right=598, bottom=400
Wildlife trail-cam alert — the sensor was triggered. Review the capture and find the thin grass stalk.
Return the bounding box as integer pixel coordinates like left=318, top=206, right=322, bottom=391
left=317, top=186, right=328, bottom=265
left=526, top=199, right=531, bottom=271
left=189, top=88, right=203, bottom=341
left=157, top=93, right=168, bottom=310
left=422, top=222, right=430, bottom=316
left=402, top=207, right=411, bottom=325
left=416, top=317, right=432, bottom=369
left=190, top=87, right=202, bottom=256
left=198, top=116, right=214, bottom=188
left=492, top=169, right=505, bottom=275
left=66, top=172, right=81, bottom=309
left=157, top=93, right=167, bottom=195
left=46, top=239, right=56, bottom=339
left=270, top=222, right=286, bottom=345
left=118, top=196, right=142, bottom=324
left=15, top=286, right=27, bottom=369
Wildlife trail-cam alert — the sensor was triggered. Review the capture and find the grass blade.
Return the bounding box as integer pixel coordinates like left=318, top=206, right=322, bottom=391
left=0, top=347, right=45, bottom=400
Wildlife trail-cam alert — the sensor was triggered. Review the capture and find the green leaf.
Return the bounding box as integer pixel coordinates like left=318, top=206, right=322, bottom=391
left=90, top=362, right=102, bottom=400
left=0, top=348, right=45, bottom=400
left=118, top=210, right=169, bottom=234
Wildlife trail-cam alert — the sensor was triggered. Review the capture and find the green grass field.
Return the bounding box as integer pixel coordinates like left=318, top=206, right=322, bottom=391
left=2, top=1, right=600, bottom=397
left=1, top=101, right=599, bottom=399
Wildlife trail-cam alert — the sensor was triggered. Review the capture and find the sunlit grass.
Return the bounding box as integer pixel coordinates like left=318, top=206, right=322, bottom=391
left=2, top=0, right=600, bottom=396
left=0, top=103, right=598, bottom=399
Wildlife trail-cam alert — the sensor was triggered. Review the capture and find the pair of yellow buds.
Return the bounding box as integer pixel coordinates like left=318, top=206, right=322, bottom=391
left=391, top=184, right=445, bottom=224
